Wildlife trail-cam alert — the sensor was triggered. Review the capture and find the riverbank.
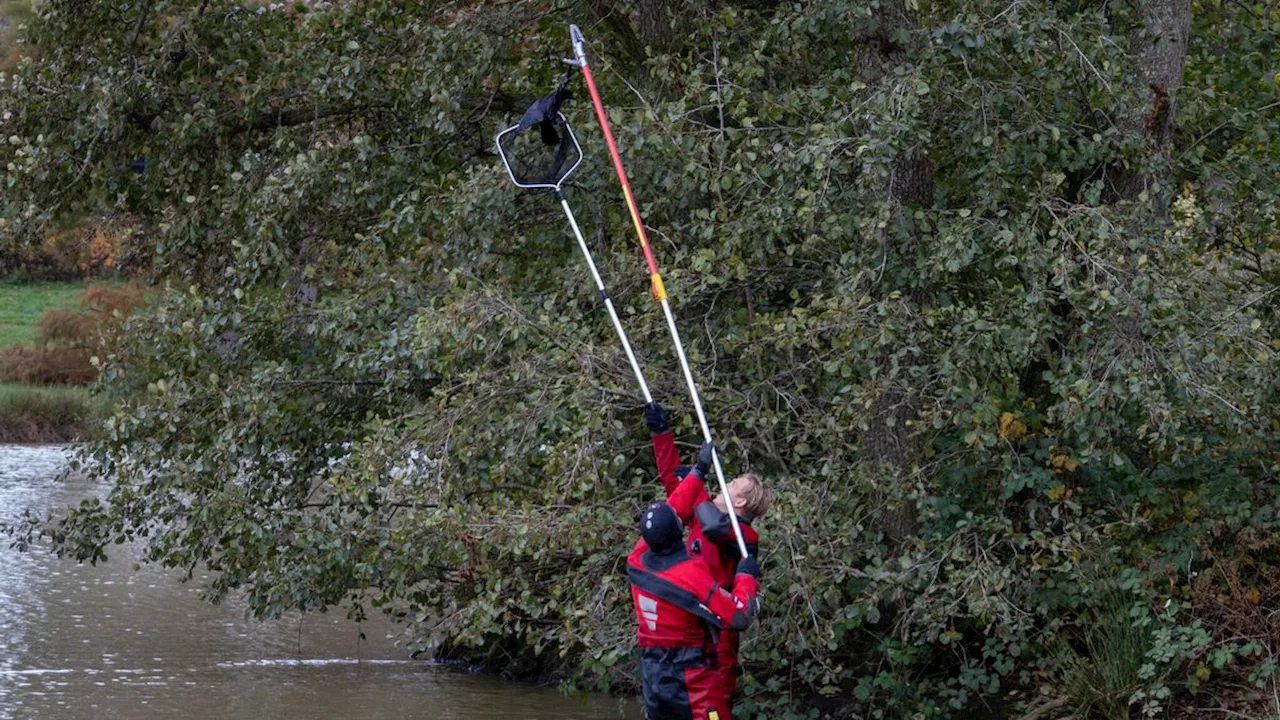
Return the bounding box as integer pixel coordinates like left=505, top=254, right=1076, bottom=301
left=0, top=279, right=102, bottom=442
left=0, top=383, right=97, bottom=443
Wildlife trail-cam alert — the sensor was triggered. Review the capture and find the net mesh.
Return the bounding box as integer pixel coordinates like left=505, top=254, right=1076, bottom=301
left=498, top=113, right=580, bottom=188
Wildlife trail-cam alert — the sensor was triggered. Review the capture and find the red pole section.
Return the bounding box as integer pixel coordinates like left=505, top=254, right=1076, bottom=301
left=570, top=27, right=668, bottom=303
left=568, top=24, right=751, bottom=559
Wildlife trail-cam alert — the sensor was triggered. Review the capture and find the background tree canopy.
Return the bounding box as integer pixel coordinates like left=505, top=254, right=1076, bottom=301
left=2, top=0, right=1278, bottom=717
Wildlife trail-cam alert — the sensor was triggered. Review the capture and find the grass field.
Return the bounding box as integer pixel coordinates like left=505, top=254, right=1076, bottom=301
left=0, top=382, right=89, bottom=403
left=0, top=280, right=86, bottom=347
left=0, top=0, right=36, bottom=26
left=1, top=0, right=39, bottom=71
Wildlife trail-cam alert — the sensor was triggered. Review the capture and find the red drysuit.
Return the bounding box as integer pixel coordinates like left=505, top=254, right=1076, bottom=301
left=651, top=430, right=760, bottom=718
left=628, top=529, right=759, bottom=720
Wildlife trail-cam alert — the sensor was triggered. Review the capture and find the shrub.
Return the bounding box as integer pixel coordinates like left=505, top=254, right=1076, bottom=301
left=0, top=344, right=95, bottom=384
left=1, top=215, right=146, bottom=280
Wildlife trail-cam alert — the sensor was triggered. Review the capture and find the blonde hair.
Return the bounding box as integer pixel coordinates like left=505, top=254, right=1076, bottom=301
left=734, top=473, right=772, bottom=520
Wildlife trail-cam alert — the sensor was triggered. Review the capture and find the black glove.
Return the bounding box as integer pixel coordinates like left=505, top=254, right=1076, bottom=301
left=737, top=555, right=761, bottom=579
left=644, top=402, right=669, bottom=434
left=695, top=442, right=715, bottom=478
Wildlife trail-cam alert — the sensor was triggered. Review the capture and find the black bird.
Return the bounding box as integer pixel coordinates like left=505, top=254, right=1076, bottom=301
left=516, top=76, right=573, bottom=146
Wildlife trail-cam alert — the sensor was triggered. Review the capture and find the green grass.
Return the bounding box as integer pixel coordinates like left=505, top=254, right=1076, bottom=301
left=0, top=381, right=89, bottom=401
left=0, top=279, right=86, bottom=348
left=1055, top=592, right=1151, bottom=720
left=2, top=0, right=36, bottom=22
left=1, top=0, right=39, bottom=70
left=0, top=382, right=98, bottom=443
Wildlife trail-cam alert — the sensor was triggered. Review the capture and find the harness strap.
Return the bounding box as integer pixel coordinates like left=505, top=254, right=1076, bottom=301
left=627, top=564, right=724, bottom=630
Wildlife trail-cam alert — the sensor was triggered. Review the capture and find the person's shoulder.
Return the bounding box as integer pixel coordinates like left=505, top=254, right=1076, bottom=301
left=627, top=538, right=648, bottom=563
left=666, top=553, right=716, bottom=585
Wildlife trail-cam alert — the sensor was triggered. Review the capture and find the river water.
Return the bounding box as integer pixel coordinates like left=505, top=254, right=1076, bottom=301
left=0, top=445, right=640, bottom=720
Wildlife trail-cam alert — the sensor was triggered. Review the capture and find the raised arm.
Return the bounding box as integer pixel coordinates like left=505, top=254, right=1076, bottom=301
left=665, top=442, right=714, bottom=522
left=645, top=402, right=682, bottom=496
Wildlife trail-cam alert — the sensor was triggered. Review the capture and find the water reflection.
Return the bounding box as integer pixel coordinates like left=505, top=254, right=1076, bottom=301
left=0, top=445, right=639, bottom=719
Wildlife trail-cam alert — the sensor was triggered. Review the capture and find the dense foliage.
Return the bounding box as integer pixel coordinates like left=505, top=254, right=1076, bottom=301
left=3, top=1, right=1278, bottom=717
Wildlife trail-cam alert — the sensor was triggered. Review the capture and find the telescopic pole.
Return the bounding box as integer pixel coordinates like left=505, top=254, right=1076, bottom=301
left=568, top=24, right=749, bottom=559
left=557, top=190, right=653, bottom=403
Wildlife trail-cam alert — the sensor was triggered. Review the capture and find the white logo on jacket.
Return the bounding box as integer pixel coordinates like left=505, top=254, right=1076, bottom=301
left=638, top=595, right=659, bottom=631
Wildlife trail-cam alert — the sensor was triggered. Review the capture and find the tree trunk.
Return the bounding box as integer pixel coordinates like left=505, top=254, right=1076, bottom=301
left=582, top=0, right=645, bottom=68
left=1112, top=0, right=1192, bottom=204
left=1102, top=0, right=1192, bottom=375
left=857, top=0, right=932, bottom=547
left=637, top=0, right=675, bottom=49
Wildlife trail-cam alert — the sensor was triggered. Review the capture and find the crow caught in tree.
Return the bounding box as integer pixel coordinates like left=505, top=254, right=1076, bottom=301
left=516, top=74, right=573, bottom=146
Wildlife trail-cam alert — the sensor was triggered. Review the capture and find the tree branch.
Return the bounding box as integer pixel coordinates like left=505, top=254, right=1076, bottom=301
left=220, top=91, right=528, bottom=136
left=223, top=100, right=370, bottom=135
left=131, top=0, right=153, bottom=48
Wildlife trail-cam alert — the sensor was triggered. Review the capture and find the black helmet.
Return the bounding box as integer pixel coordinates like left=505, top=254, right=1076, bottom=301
left=640, top=502, right=683, bottom=555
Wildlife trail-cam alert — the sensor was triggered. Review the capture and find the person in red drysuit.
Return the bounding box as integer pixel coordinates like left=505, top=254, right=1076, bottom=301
left=644, top=401, right=772, bottom=719
left=628, top=498, right=761, bottom=720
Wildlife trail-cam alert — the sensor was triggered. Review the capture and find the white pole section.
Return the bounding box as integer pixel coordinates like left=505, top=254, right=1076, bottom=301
left=558, top=193, right=653, bottom=403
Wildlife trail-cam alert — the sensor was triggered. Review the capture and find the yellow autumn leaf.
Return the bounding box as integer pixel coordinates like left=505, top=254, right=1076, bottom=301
left=1049, top=452, right=1079, bottom=473
left=998, top=412, right=1027, bottom=439
left=1046, top=485, right=1067, bottom=502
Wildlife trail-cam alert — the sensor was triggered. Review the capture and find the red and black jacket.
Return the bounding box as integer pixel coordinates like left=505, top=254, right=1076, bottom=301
left=652, top=430, right=760, bottom=588
left=627, top=537, right=760, bottom=648
left=627, top=535, right=759, bottom=720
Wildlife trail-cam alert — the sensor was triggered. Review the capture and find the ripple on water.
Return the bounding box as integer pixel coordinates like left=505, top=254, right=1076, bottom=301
left=0, top=444, right=70, bottom=484
left=0, top=444, right=641, bottom=719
